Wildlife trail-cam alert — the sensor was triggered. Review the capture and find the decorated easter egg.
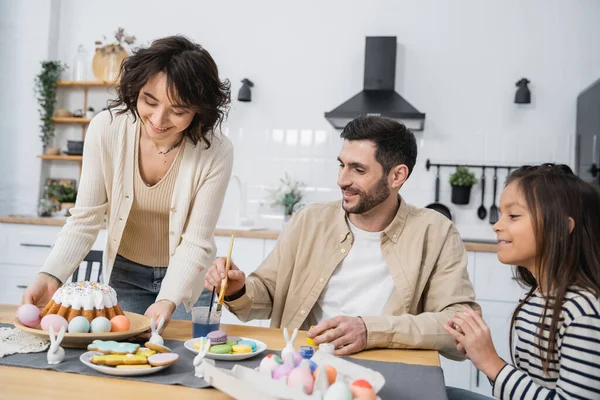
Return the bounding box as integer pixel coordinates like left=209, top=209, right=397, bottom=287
left=273, top=363, right=295, bottom=381
left=259, top=354, right=283, bottom=376
left=313, top=364, right=337, bottom=386
left=287, top=360, right=315, bottom=394
left=324, top=382, right=353, bottom=400
left=67, top=316, right=90, bottom=333
left=308, top=359, right=318, bottom=374
left=110, top=315, right=130, bottom=332
left=17, top=304, right=41, bottom=328
left=90, top=317, right=111, bottom=333
left=40, top=314, right=68, bottom=332
left=350, top=379, right=377, bottom=400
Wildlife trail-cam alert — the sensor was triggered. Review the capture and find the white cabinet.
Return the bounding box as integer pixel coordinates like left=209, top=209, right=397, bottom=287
left=0, top=223, right=107, bottom=305
left=440, top=251, right=522, bottom=396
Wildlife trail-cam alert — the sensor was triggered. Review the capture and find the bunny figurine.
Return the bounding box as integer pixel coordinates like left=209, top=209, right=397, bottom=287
left=281, top=327, right=298, bottom=363
left=149, top=316, right=165, bottom=345
left=193, top=338, right=215, bottom=378
left=47, top=325, right=66, bottom=365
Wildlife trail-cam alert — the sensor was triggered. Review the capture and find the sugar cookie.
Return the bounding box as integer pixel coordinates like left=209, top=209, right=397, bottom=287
left=148, top=353, right=179, bottom=366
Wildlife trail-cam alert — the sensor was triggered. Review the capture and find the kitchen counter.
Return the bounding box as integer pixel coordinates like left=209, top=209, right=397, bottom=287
left=0, top=215, right=497, bottom=252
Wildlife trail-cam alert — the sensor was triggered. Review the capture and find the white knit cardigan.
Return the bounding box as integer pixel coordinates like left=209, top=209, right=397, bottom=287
left=40, top=110, right=233, bottom=310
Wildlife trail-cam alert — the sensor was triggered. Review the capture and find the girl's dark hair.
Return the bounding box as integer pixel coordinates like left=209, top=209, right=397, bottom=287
left=108, top=35, right=230, bottom=148
left=506, top=163, right=600, bottom=374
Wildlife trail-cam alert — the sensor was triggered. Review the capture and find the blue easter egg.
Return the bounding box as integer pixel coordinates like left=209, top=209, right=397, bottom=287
left=68, top=316, right=90, bottom=333
left=90, top=317, right=111, bottom=333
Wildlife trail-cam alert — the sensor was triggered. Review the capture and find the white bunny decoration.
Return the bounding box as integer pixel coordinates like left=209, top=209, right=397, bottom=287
left=193, top=338, right=215, bottom=378
left=149, top=316, right=165, bottom=345
left=47, top=325, right=66, bottom=365
left=281, top=327, right=298, bottom=362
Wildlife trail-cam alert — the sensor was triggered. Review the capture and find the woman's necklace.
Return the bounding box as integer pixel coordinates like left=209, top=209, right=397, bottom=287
left=157, top=136, right=183, bottom=164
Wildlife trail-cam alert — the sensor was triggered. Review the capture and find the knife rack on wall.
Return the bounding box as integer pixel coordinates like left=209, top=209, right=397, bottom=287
left=425, top=159, right=521, bottom=173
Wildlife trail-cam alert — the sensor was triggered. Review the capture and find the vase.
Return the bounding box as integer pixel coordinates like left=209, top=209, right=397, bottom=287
left=92, top=45, right=128, bottom=82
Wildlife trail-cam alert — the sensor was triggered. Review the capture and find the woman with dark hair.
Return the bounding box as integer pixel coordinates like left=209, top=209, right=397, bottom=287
left=445, top=164, right=600, bottom=399
left=22, top=35, right=233, bottom=328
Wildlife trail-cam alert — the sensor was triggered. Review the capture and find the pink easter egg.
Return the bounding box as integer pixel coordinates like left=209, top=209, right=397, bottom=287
left=17, top=304, right=41, bottom=328
left=40, top=314, right=68, bottom=332
left=272, top=363, right=295, bottom=381
left=287, top=365, right=314, bottom=394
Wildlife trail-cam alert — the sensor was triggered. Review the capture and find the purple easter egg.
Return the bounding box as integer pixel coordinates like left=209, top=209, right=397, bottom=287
left=292, top=351, right=303, bottom=366
left=273, top=363, right=295, bottom=381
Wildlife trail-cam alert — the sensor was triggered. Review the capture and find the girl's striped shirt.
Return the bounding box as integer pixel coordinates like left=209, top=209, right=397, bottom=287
left=493, top=288, right=600, bottom=399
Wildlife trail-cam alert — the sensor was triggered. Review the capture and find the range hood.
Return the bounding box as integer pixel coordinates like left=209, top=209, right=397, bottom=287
left=325, top=36, right=426, bottom=131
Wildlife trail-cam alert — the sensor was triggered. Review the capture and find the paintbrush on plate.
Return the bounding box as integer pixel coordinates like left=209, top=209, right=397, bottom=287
left=216, top=234, right=235, bottom=312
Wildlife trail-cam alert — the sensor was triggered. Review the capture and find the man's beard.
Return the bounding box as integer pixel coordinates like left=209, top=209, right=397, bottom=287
left=341, top=175, right=390, bottom=214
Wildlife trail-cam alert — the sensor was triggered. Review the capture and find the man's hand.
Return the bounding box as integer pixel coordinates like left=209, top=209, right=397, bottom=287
left=307, top=316, right=367, bottom=356
left=204, top=257, right=246, bottom=297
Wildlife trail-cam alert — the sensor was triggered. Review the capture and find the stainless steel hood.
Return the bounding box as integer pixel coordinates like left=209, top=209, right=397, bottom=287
left=325, top=37, right=426, bottom=131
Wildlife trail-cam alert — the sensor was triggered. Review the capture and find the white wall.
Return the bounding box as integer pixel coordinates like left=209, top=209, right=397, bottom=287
left=3, top=0, right=600, bottom=240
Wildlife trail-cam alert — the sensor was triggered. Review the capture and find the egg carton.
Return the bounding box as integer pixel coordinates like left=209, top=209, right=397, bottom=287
left=202, top=350, right=385, bottom=400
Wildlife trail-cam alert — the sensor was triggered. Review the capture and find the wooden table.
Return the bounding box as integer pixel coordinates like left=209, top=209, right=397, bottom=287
left=0, top=304, right=439, bottom=399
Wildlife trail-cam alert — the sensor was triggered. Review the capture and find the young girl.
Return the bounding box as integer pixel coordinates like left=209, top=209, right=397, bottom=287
left=445, top=164, right=600, bottom=399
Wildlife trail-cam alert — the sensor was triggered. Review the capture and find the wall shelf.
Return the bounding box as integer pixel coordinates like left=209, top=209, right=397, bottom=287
left=57, top=81, right=115, bottom=88
left=37, top=155, right=82, bottom=161
left=52, top=117, right=91, bottom=124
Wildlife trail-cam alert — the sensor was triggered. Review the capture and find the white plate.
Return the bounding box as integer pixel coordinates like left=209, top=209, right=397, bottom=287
left=184, top=337, right=267, bottom=361
left=79, top=351, right=173, bottom=376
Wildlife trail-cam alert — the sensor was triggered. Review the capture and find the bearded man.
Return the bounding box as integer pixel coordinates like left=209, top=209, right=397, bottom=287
left=204, top=116, right=478, bottom=359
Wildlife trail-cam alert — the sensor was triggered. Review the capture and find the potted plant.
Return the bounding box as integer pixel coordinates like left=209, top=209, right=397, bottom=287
left=269, top=173, right=304, bottom=222
left=449, top=166, right=477, bottom=205
left=46, top=181, right=77, bottom=216
left=34, top=61, right=67, bottom=154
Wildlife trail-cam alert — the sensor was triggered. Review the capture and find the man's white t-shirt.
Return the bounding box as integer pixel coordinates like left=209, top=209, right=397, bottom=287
left=305, top=219, right=396, bottom=327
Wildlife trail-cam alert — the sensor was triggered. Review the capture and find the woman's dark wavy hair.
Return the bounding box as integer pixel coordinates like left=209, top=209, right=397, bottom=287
left=108, top=35, right=230, bottom=148
left=506, top=163, right=600, bottom=374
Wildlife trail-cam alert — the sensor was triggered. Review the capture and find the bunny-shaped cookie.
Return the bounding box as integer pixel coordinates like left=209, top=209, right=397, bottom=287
left=193, top=338, right=215, bottom=378
left=47, top=325, right=66, bottom=365
left=281, top=327, right=298, bottom=362
left=149, top=316, right=165, bottom=345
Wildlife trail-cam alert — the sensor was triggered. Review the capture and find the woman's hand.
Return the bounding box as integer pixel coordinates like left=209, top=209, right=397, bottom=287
left=21, top=273, right=61, bottom=309
left=443, top=307, right=506, bottom=380
left=137, top=300, right=176, bottom=340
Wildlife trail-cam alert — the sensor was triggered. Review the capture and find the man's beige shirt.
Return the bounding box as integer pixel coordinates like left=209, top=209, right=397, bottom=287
left=226, top=198, right=479, bottom=359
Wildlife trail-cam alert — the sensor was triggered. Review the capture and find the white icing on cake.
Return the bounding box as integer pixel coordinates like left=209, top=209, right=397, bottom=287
left=51, top=282, right=118, bottom=310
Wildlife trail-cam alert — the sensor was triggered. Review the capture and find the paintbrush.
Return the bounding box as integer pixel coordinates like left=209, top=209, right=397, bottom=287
left=216, top=234, right=235, bottom=312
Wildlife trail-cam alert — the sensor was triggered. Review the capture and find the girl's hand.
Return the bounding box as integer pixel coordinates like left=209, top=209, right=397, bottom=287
left=443, top=307, right=506, bottom=380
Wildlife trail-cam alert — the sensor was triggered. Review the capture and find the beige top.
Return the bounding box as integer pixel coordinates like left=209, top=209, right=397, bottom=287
left=226, top=198, right=479, bottom=360
left=40, top=110, right=233, bottom=309
left=117, top=127, right=184, bottom=267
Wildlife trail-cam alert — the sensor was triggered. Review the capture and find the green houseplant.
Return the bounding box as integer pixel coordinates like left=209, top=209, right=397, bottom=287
left=34, top=61, right=67, bottom=152
left=449, top=166, right=477, bottom=205
left=269, top=173, right=304, bottom=221
left=46, top=181, right=77, bottom=215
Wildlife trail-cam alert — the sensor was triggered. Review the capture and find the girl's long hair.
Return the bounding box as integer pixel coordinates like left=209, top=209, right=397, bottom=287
left=507, top=164, right=600, bottom=374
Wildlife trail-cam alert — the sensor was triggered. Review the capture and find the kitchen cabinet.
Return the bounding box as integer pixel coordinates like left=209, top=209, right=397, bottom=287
left=0, top=223, right=106, bottom=305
